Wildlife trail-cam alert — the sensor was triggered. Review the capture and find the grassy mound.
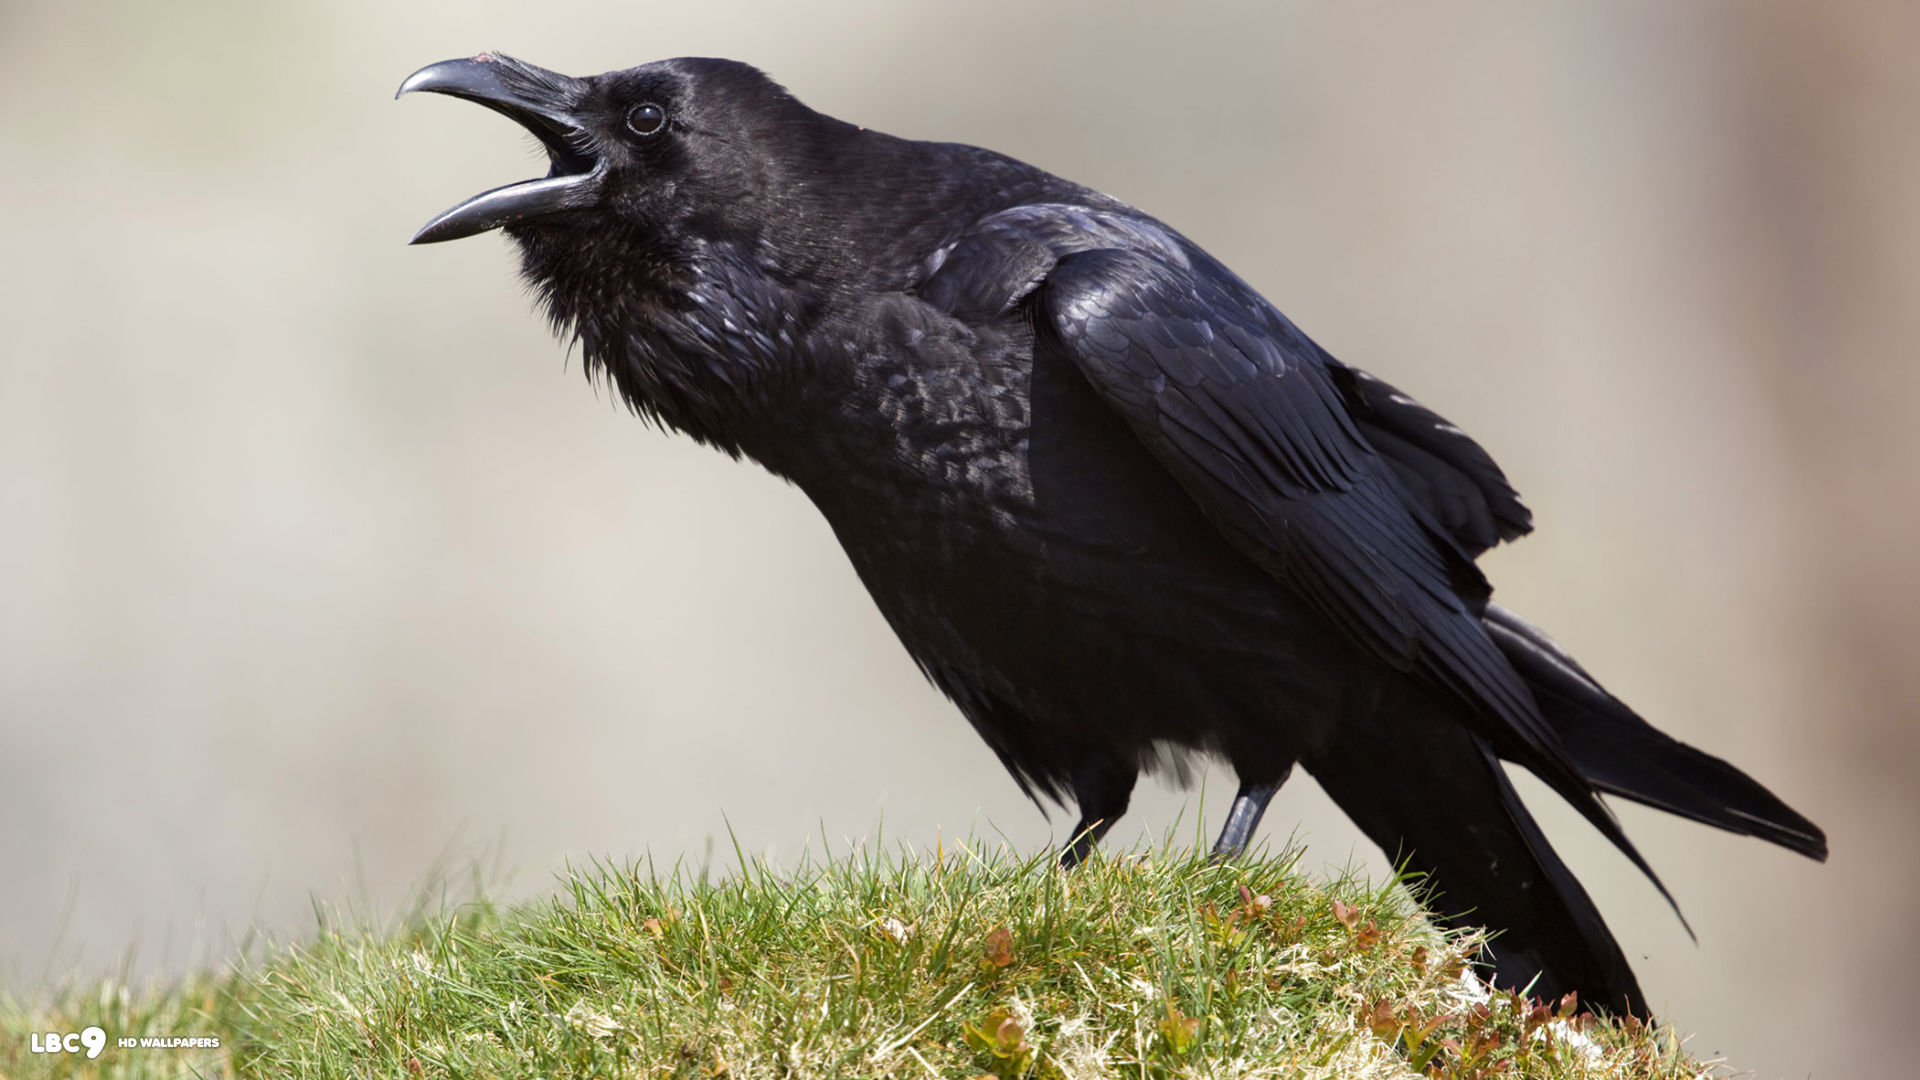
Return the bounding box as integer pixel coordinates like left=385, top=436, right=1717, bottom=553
left=1, top=842, right=1714, bottom=1078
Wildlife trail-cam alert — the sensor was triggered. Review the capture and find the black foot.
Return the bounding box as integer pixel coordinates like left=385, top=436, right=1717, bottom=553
left=1057, top=751, right=1137, bottom=869
left=1059, top=817, right=1111, bottom=869
left=1211, top=769, right=1290, bottom=860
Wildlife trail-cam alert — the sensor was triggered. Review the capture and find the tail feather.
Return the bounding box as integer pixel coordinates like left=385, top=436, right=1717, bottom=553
left=1306, top=702, right=1649, bottom=1017
left=1484, top=603, right=1828, bottom=862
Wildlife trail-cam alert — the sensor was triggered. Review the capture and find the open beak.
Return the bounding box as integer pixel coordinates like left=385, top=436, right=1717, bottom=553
left=397, top=54, right=603, bottom=244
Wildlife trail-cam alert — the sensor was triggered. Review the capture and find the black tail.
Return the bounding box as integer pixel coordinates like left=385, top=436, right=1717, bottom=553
left=1305, top=701, right=1649, bottom=1017
left=1483, top=604, right=1828, bottom=862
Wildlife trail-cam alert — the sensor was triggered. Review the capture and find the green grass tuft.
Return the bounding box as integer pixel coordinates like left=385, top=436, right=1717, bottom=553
left=2, top=841, right=1719, bottom=1078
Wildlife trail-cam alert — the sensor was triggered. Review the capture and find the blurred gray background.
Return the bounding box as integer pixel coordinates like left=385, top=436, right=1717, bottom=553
left=2, top=1, right=1913, bottom=1075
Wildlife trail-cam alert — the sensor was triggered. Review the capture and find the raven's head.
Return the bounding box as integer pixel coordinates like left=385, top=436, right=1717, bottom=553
left=398, top=53, right=819, bottom=247
left=398, top=54, right=1042, bottom=458
left=400, top=53, right=873, bottom=457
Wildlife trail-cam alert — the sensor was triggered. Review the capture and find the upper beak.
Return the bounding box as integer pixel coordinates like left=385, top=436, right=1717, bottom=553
left=397, top=55, right=604, bottom=244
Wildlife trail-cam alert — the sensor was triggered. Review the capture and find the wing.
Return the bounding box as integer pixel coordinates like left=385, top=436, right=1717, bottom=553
left=915, top=202, right=1532, bottom=559
left=1004, top=233, right=1675, bottom=910
left=1037, top=246, right=1517, bottom=728
left=1332, top=365, right=1532, bottom=556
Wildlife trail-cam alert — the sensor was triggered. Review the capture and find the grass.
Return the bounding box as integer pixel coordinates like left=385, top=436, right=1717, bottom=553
left=1, top=838, right=1718, bottom=1079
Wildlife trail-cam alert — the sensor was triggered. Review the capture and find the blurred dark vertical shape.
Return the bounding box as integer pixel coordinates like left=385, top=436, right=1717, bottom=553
left=1720, top=0, right=1920, bottom=1063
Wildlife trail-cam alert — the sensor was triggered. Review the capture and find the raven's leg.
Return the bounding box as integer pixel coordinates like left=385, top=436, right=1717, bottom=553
left=1211, top=767, right=1292, bottom=859
left=1059, top=751, right=1137, bottom=869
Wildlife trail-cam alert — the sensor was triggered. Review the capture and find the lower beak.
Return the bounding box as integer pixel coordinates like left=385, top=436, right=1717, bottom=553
left=397, top=55, right=604, bottom=244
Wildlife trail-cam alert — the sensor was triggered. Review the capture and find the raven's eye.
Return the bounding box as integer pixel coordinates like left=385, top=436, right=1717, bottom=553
left=625, top=103, right=668, bottom=137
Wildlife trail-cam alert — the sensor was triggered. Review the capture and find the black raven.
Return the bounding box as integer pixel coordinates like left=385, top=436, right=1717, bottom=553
left=398, top=53, right=1825, bottom=1016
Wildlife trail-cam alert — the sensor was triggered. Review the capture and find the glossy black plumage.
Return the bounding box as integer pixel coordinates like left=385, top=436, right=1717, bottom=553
left=401, top=53, right=1827, bottom=1017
